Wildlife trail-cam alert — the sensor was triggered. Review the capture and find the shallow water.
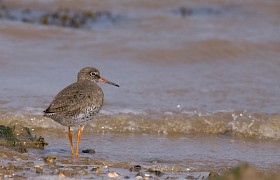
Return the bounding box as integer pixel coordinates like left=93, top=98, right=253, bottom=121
left=47, top=133, right=280, bottom=171
left=0, top=0, right=280, bottom=178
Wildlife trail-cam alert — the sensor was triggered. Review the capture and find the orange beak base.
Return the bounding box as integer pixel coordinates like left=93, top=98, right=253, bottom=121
left=99, top=77, right=119, bottom=87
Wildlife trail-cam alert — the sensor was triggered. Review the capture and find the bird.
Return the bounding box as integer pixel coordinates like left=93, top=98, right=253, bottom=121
left=43, top=67, right=119, bottom=157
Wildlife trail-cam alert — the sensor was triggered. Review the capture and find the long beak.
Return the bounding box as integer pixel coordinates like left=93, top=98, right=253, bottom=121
left=99, top=76, right=120, bottom=87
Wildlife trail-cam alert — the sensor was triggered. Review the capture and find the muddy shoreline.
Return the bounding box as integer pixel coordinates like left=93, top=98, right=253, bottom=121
left=0, top=125, right=279, bottom=179
left=1, top=143, right=280, bottom=179
left=1, top=146, right=279, bottom=179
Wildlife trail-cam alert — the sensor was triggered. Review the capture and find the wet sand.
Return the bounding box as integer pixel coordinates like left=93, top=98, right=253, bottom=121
left=1, top=131, right=280, bottom=179
left=1, top=129, right=280, bottom=179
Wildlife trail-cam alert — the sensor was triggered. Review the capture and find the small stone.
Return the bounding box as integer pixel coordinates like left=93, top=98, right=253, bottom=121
left=83, top=10, right=94, bottom=17
left=209, top=171, right=219, bottom=179
left=129, top=165, right=141, bottom=172
left=135, top=175, right=143, bottom=180
left=82, top=149, right=95, bottom=154
left=108, top=171, right=119, bottom=178
left=24, top=162, right=34, bottom=167
left=179, top=7, right=193, bottom=17
left=43, top=154, right=56, bottom=164
left=35, top=136, right=48, bottom=149
left=147, top=168, right=163, bottom=177
left=40, top=16, right=49, bottom=25
left=186, top=175, right=196, bottom=179
left=34, top=165, right=43, bottom=174
left=58, top=169, right=76, bottom=177
left=165, top=176, right=178, bottom=180
left=135, top=172, right=145, bottom=178
left=17, top=146, right=27, bottom=153
left=59, top=171, right=66, bottom=177
left=81, top=170, right=88, bottom=176
left=136, top=175, right=149, bottom=180
left=154, top=170, right=163, bottom=177
left=91, top=166, right=103, bottom=173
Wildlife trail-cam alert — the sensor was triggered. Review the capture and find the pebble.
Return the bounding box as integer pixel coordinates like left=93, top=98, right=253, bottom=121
left=34, top=165, right=43, bottom=174
left=91, top=166, right=103, bottom=173
left=43, top=154, right=56, bottom=164
left=209, top=171, right=219, bottom=178
left=59, top=171, right=66, bottom=177
left=23, top=162, right=34, bottom=167
left=186, top=175, right=196, bottom=179
left=129, top=165, right=141, bottom=172
left=17, top=146, right=27, bottom=153
left=135, top=175, right=150, bottom=180
left=147, top=168, right=164, bottom=177
left=58, top=169, right=76, bottom=177
left=81, top=170, right=88, bottom=176
left=135, top=176, right=143, bottom=180
left=135, top=172, right=148, bottom=179
left=165, top=177, right=178, bottom=180
left=108, top=171, right=119, bottom=178
left=82, top=149, right=96, bottom=154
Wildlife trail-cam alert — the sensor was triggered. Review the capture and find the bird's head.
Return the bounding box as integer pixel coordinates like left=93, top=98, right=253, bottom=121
left=77, top=67, right=119, bottom=87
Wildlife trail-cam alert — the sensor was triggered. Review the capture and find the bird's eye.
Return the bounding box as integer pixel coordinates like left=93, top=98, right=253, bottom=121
left=90, top=72, right=96, bottom=76
left=90, top=72, right=98, bottom=77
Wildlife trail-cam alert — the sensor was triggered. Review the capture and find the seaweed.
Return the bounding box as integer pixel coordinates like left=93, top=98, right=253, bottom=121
left=0, top=125, right=48, bottom=150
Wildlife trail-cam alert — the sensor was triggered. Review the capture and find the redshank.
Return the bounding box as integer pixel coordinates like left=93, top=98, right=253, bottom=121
left=43, top=67, right=119, bottom=157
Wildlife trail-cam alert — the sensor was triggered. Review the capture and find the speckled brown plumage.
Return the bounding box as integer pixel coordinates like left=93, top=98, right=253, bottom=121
left=44, top=81, right=104, bottom=126
left=43, top=67, right=119, bottom=157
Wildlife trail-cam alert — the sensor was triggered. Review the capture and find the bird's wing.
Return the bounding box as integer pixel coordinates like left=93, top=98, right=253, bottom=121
left=44, top=82, right=94, bottom=115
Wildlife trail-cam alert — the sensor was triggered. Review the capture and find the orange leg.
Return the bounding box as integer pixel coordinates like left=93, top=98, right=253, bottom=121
left=68, top=127, right=74, bottom=157
left=76, top=125, right=84, bottom=157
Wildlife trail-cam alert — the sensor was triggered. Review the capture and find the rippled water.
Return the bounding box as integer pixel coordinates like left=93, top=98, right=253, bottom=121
left=0, top=0, right=280, bottom=177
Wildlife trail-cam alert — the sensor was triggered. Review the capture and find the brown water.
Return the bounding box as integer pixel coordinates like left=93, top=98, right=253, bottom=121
left=1, top=0, right=280, bottom=178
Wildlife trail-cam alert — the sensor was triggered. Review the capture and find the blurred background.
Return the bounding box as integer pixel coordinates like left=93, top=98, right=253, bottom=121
left=0, top=0, right=280, bottom=179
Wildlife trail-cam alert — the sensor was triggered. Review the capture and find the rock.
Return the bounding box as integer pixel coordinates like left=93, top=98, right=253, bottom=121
left=91, top=166, right=103, bottom=173
left=147, top=168, right=164, bottom=177
left=59, top=171, right=66, bottom=177
left=165, top=176, right=178, bottom=180
left=34, top=165, right=43, bottom=174
left=33, top=136, right=48, bottom=149
left=81, top=170, right=88, bottom=176
left=135, top=172, right=145, bottom=179
left=129, top=165, right=141, bottom=172
left=23, top=162, right=34, bottom=167
left=83, top=10, right=94, bottom=18
left=154, top=170, right=163, bottom=177
left=82, top=149, right=95, bottom=154
left=135, top=176, right=143, bottom=180
left=108, top=171, right=119, bottom=178
left=209, top=171, right=219, bottom=179
left=178, top=7, right=193, bottom=17
left=58, top=169, right=77, bottom=177
left=40, top=16, right=49, bottom=25
left=0, top=125, right=48, bottom=149
left=186, top=175, right=196, bottom=179
left=17, top=146, right=27, bottom=153
left=43, top=155, right=56, bottom=164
